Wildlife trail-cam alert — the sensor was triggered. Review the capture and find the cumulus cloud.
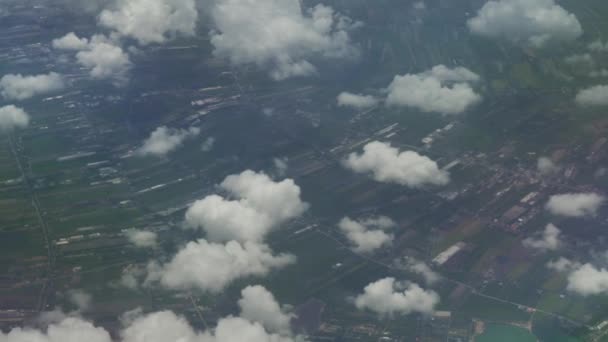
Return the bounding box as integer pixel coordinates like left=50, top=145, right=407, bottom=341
left=547, top=257, right=580, bottom=272
left=565, top=53, right=595, bottom=67
left=467, top=0, right=583, bottom=47
left=338, top=216, right=394, bottom=253
left=53, top=33, right=132, bottom=85
left=589, top=69, right=608, bottom=78
left=567, top=263, right=608, bottom=296
left=589, top=40, right=608, bottom=52
left=76, top=39, right=131, bottom=84
left=576, top=85, right=608, bottom=106
left=137, top=126, right=200, bottom=157
left=0, top=72, right=65, bottom=100
left=185, top=170, right=308, bottom=243
left=67, top=289, right=92, bottom=312
left=52, top=32, right=90, bottom=50
left=546, top=193, right=605, bottom=217
left=523, top=224, right=561, bottom=251
left=201, top=137, right=215, bottom=152
left=0, top=105, right=30, bottom=131
left=337, top=92, right=379, bottom=109
left=0, top=317, right=112, bottom=342
left=385, top=65, right=481, bottom=115
left=238, top=285, right=294, bottom=335
left=537, top=156, right=560, bottom=175
left=354, top=277, right=439, bottom=316
left=99, top=0, right=198, bottom=45
left=145, top=239, right=294, bottom=293
left=125, top=229, right=158, bottom=248
left=274, top=157, right=288, bottom=177
left=209, top=0, right=359, bottom=80
left=121, top=310, right=200, bottom=342
left=397, top=258, right=440, bottom=285
left=344, top=141, right=449, bottom=188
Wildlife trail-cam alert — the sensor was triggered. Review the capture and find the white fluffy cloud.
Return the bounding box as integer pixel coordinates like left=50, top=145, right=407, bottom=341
left=576, top=85, right=608, bottom=106
left=467, top=0, right=583, bottom=47
left=400, top=259, right=440, bottom=285
left=125, top=229, right=158, bottom=248
left=547, top=257, right=580, bottom=273
left=238, top=285, right=294, bottom=335
left=589, top=40, right=608, bottom=53
left=344, top=141, right=449, bottom=188
left=209, top=0, right=359, bottom=80
left=121, top=311, right=200, bottom=342
left=2, top=285, right=302, bottom=342
left=185, top=170, right=308, bottom=243
left=53, top=33, right=132, bottom=85
left=0, top=317, right=112, bottom=342
left=338, top=216, right=394, bottom=253
left=567, top=264, right=608, bottom=296
left=138, top=126, right=200, bottom=157
left=67, top=289, right=92, bottom=312
left=354, top=277, right=439, bottom=316
left=337, top=92, right=379, bottom=109
left=523, top=224, right=561, bottom=251
left=99, top=0, right=198, bottom=45
left=145, top=239, right=294, bottom=293
left=0, top=72, right=65, bottom=100
left=386, top=65, right=481, bottom=115
left=52, top=32, right=90, bottom=50
left=537, top=156, right=559, bottom=175
left=546, top=193, right=605, bottom=217
left=76, top=40, right=131, bottom=84
left=0, top=105, right=30, bottom=131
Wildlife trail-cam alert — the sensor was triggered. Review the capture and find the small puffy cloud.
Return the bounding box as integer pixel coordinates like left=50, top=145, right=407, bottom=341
left=467, top=0, right=582, bottom=47
left=238, top=285, right=294, bottom=335
left=537, top=156, right=559, bottom=175
left=121, top=311, right=200, bottom=342
left=337, top=92, right=379, bottom=109
left=203, top=316, right=300, bottom=342
left=137, top=126, right=200, bottom=157
left=209, top=0, right=359, bottom=80
left=589, top=40, right=608, bottom=52
left=0, top=72, right=65, bottom=100
left=385, top=65, right=481, bottom=115
left=274, top=157, right=288, bottom=177
left=354, top=277, right=439, bottom=316
left=344, top=141, right=449, bottom=188
left=0, top=105, right=29, bottom=131
left=145, top=239, right=294, bottom=293
left=185, top=170, right=308, bottom=243
left=67, top=289, right=92, bottom=311
left=338, top=216, right=394, bottom=253
left=99, top=0, right=198, bottom=45
left=125, top=229, right=158, bottom=248
left=3, top=285, right=303, bottom=342
left=76, top=39, right=132, bottom=84
left=567, top=263, right=608, bottom=296
left=564, top=53, right=595, bottom=67
left=201, top=137, right=215, bottom=152
left=53, top=33, right=132, bottom=85
left=421, top=65, right=481, bottom=83
left=576, top=85, right=608, bottom=106
left=399, top=258, right=440, bottom=285
left=589, top=69, right=608, bottom=78
left=52, top=32, right=90, bottom=50
left=523, top=224, right=561, bottom=251
left=547, top=257, right=580, bottom=272
left=0, top=317, right=112, bottom=342
left=546, top=193, right=605, bottom=217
